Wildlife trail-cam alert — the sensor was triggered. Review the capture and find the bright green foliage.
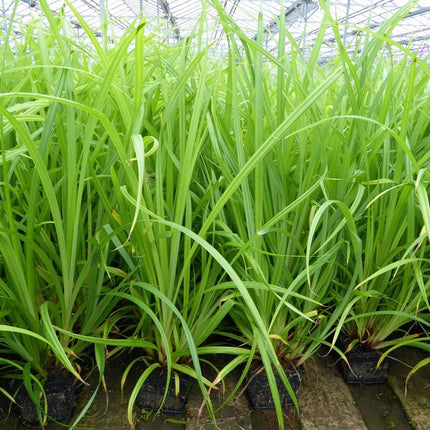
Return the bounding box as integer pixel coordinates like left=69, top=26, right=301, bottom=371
left=0, top=0, right=430, bottom=429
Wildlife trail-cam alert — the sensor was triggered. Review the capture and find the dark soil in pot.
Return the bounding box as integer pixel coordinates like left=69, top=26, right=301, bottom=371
left=15, top=369, right=78, bottom=425
left=134, top=368, right=191, bottom=414
left=246, top=366, right=303, bottom=410
left=337, top=337, right=393, bottom=384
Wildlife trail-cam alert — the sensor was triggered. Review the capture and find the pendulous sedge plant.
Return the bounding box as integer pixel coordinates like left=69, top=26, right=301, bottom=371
left=320, top=0, right=430, bottom=357
left=192, top=0, right=361, bottom=424
left=0, top=0, right=145, bottom=423
left=72, top=9, right=245, bottom=425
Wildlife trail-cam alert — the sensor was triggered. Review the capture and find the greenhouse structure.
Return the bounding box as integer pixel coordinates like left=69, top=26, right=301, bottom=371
left=1, top=1, right=430, bottom=429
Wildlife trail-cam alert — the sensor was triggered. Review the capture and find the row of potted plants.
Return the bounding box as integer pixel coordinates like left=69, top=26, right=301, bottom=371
left=1, top=0, right=429, bottom=428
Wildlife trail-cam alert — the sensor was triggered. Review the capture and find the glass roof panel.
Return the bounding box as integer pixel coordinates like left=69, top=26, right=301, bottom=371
left=1, top=0, right=429, bottom=58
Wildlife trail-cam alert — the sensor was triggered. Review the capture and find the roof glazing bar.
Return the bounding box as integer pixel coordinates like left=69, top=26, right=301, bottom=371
left=158, top=0, right=180, bottom=40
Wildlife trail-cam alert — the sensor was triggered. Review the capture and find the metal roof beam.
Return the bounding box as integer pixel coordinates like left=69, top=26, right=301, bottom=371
left=255, top=0, right=318, bottom=40
left=158, top=0, right=181, bottom=41
left=20, top=0, right=38, bottom=6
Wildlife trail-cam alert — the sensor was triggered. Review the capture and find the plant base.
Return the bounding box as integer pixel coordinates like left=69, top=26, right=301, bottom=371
left=246, top=368, right=303, bottom=410
left=17, top=370, right=76, bottom=424
left=136, top=373, right=191, bottom=413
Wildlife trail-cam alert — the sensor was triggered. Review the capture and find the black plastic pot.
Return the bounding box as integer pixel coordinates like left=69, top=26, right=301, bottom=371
left=136, top=372, right=191, bottom=413
left=337, top=336, right=393, bottom=384
left=340, top=348, right=392, bottom=384
left=16, top=370, right=77, bottom=424
left=246, top=368, right=303, bottom=410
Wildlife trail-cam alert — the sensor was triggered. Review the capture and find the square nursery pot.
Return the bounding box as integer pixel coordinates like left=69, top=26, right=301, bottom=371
left=338, top=338, right=393, bottom=384
left=135, top=371, right=191, bottom=414
left=15, top=370, right=77, bottom=424
left=246, top=367, right=303, bottom=410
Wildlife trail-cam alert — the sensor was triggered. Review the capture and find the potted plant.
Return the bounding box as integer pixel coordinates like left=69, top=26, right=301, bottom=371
left=86, top=22, right=246, bottom=425
left=0, top=2, right=143, bottom=423
left=329, top=178, right=430, bottom=384
left=196, top=4, right=361, bottom=426
left=322, top=6, right=430, bottom=382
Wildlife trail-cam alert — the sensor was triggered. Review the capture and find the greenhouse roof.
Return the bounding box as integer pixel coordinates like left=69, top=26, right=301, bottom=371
left=2, top=0, right=430, bottom=58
